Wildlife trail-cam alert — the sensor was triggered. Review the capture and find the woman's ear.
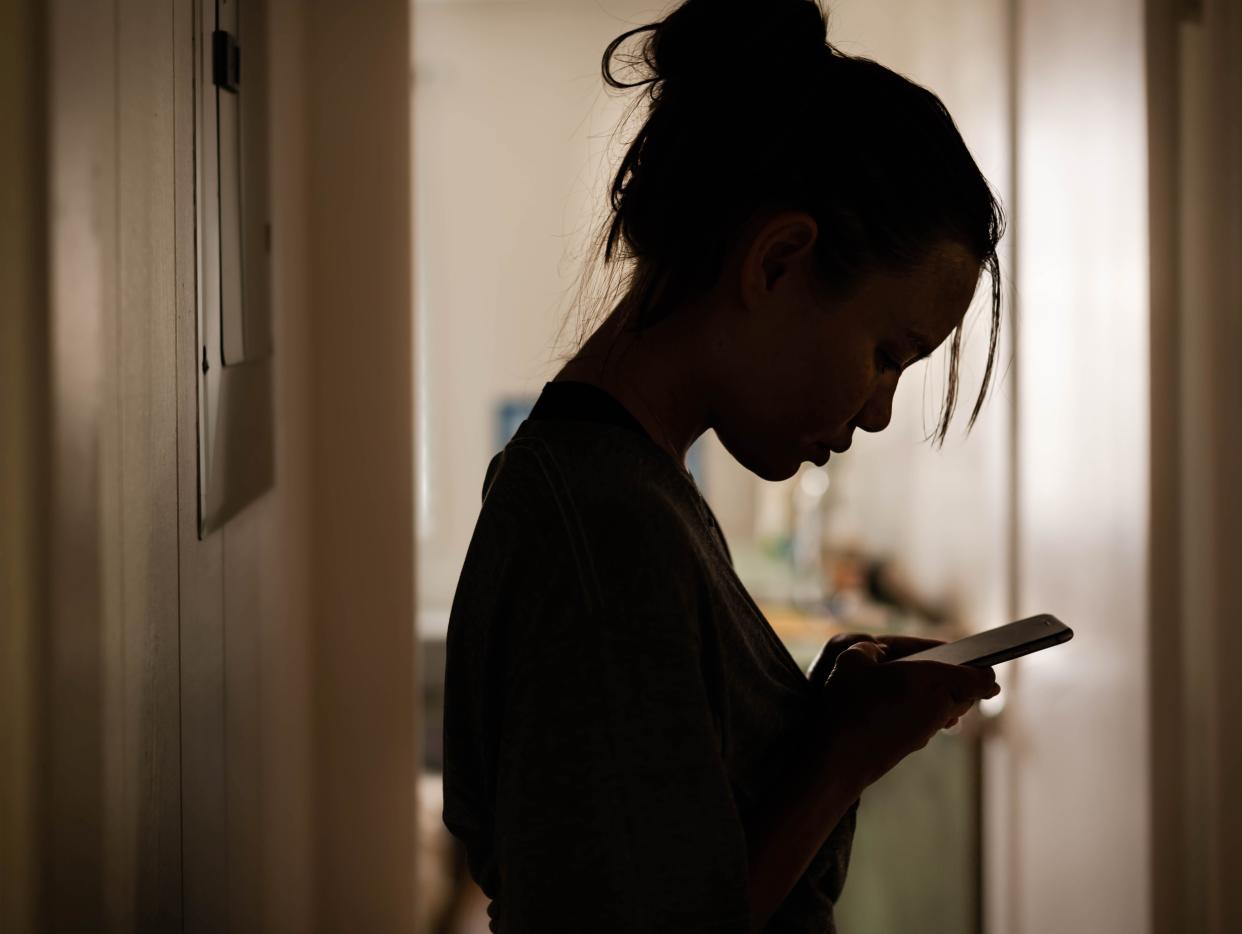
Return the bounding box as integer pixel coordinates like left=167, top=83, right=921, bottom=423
left=740, top=211, right=819, bottom=305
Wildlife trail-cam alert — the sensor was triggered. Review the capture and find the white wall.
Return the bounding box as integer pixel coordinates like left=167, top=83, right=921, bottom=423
left=412, top=0, right=663, bottom=614
left=1004, top=2, right=1151, bottom=932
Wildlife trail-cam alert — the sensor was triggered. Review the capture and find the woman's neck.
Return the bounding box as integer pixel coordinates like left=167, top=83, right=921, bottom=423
left=552, top=298, right=714, bottom=468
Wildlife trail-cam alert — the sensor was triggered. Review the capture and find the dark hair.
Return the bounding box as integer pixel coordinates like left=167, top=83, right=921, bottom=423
left=557, top=0, right=1006, bottom=446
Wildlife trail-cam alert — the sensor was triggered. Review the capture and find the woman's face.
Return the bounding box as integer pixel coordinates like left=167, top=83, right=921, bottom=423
left=708, top=215, right=983, bottom=481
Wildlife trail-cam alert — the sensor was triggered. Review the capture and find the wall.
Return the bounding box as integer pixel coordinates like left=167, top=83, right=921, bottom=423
left=0, top=1, right=47, bottom=930
left=412, top=0, right=659, bottom=617
left=1149, top=2, right=1242, bottom=931
left=41, top=1, right=181, bottom=926
left=304, top=2, right=418, bottom=929
left=6, top=0, right=419, bottom=930
left=1005, top=1, right=1151, bottom=932
left=1173, top=9, right=1242, bottom=929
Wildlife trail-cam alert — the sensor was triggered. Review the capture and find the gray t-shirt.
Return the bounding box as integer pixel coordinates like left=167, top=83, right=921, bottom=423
left=442, top=382, right=857, bottom=933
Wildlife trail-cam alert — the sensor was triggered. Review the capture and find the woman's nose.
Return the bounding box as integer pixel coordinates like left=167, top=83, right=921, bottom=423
left=854, top=382, right=897, bottom=434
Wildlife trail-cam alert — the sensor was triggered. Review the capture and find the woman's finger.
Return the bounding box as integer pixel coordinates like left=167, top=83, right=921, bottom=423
left=873, top=635, right=945, bottom=660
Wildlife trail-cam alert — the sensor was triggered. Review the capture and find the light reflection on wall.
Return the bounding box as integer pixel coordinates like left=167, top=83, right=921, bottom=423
left=1006, top=2, right=1151, bottom=933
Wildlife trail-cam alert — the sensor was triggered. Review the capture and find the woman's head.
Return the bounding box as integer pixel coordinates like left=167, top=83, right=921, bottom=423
left=562, top=0, right=1006, bottom=461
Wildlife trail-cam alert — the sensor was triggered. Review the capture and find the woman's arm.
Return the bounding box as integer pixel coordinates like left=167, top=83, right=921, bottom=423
left=743, top=728, right=864, bottom=933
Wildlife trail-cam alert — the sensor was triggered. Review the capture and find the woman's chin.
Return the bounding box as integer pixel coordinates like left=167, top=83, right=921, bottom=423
left=749, top=455, right=803, bottom=483
left=716, top=432, right=803, bottom=482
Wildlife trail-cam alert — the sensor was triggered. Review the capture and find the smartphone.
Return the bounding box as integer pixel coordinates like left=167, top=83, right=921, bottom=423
left=893, top=613, right=1073, bottom=668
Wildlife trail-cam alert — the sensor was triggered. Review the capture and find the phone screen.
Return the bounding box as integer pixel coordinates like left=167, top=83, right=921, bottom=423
left=894, top=614, right=1073, bottom=668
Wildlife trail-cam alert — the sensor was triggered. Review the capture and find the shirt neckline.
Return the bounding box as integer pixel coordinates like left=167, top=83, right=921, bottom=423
left=527, top=380, right=652, bottom=439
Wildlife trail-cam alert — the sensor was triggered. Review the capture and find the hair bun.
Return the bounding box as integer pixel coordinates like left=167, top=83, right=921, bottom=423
left=605, top=0, right=828, bottom=94
left=656, top=0, right=826, bottom=85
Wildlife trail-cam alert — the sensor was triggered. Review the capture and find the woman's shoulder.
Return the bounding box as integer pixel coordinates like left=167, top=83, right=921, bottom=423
left=451, top=423, right=714, bottom=667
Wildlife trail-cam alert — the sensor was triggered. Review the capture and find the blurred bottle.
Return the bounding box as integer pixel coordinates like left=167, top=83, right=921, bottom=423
left=752, top=473, right=796, bottom=604
left=790, top=465, right=830, bottom=610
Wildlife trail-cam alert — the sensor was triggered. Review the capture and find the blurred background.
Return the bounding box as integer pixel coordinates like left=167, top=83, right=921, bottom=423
left=2, top=0, right=1238, bottom=932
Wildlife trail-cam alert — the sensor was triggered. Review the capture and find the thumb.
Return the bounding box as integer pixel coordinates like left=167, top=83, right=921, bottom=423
left=808, top=633, right=875, bottom=686
left=831, top=640, right=886, bottom=677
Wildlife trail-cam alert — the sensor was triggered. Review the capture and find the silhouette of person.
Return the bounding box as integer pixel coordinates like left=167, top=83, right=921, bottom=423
left=443, top=1, right=1003, bottom=930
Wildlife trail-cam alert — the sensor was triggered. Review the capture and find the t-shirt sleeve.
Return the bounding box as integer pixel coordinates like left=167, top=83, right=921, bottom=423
left=490, top=495, right=752, bottom=933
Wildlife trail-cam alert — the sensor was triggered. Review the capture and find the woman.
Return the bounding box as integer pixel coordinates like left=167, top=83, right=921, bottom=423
left=442, top=1, right=1003, bottom=930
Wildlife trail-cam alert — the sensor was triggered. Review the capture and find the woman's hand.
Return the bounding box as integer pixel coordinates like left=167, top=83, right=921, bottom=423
left=812, top=640, right=1000, bottom=793
left=744, top=633, right=996, bottom=933
left=807, top=632, right=951, bottom=688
